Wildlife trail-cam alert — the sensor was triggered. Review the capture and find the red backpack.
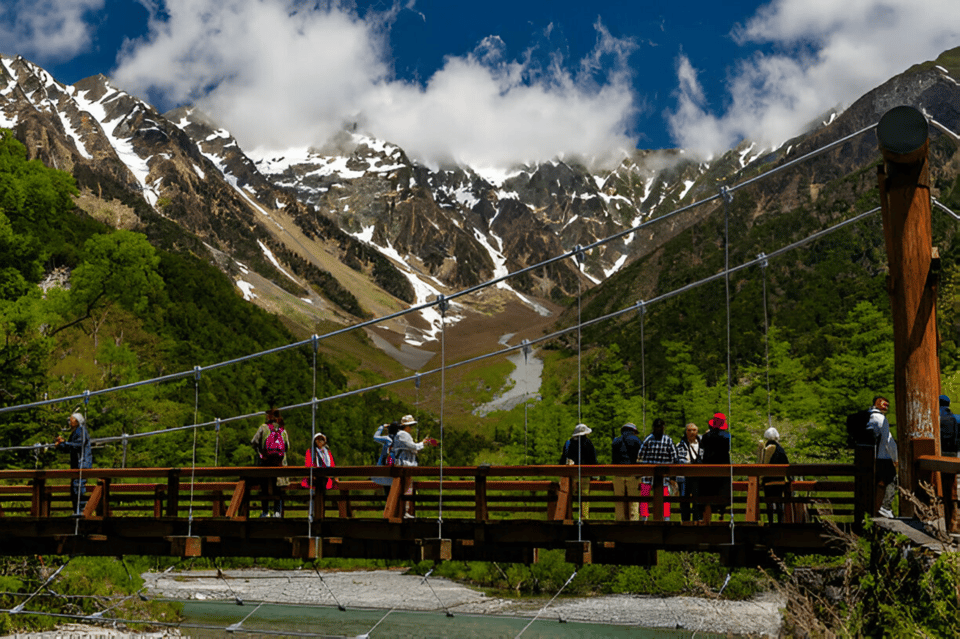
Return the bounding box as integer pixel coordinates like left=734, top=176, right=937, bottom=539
left=262, top=423, right=286, bottom=460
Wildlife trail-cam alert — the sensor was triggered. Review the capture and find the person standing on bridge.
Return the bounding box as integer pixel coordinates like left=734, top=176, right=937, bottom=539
left=675, top=423, right=701, bottom=523
left=612, top=422, right=642, bottom=521
left=699, top=413, right=731, bottom=522
left=55, top=412, right=92, bottom=515
left=251, top=408, right=290, bottom=518
left=302, top=432, right=337, bottom=491
left=372, top=421, right=400, bottom=492
left=559, top=423, right=597, bottom=519
left=938, top=396, right=959, bottom=498
left=758, top=427, right=790, bottom=524
left=637, top=418, right=679, bottom=521
left=392, top=415, right=435, bottom=519
left=868, top=396, right=898, bottom=518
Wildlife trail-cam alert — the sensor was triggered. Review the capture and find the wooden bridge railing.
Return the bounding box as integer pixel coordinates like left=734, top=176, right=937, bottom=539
left=0, top=460, right=874, bottom=526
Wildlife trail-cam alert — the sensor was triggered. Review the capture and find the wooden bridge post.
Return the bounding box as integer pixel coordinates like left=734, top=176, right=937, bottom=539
left=877, top=105, right=940, bottom=519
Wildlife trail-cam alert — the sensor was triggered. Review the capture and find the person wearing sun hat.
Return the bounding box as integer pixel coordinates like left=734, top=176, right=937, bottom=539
left=559, top=423, right=597, bottom=519
left=699, top=412, right=731, bottom=522
left=301, top=432, right=337, bottom=491
left=391, top=414, right=436, bottom=518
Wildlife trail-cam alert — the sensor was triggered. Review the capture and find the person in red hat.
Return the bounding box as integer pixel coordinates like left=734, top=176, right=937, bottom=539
left=698, top=412, right=731, bottom=522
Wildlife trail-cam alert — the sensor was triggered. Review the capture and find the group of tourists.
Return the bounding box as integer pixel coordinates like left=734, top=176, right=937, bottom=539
left=47, top=390, right=930, bottom=522
left=561, top=413, right=736, bottom=523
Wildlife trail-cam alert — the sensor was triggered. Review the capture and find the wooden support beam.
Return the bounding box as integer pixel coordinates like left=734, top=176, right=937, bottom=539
left=418, top=538, right=452, bottom=562
left=877, top=105, right=940, bottom=519
left=166, top=536, right=202, bottom=557
left=226, top=480, right=247, bottom=520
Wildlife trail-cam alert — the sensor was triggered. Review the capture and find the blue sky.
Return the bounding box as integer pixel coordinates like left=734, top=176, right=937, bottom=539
left=2, top=1, right=959, bottom=168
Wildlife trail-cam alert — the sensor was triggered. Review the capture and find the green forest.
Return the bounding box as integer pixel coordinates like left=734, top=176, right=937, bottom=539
left=3, top=121, right=960, bottom=474
left=0, top=129, right=413, bottom=472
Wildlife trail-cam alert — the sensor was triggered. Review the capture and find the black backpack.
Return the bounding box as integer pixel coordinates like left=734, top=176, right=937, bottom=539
left=845, top=409, right=874, bottom=448
left=941, top=412, right=959, bottom=453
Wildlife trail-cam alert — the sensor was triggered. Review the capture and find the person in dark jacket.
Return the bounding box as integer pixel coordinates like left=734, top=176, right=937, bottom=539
left=560, top=423, right=597, bottom=518
left=55, top=412, right=92, bottom=515
left=758, top=427, right=790, bottom=524
left=611, top=422, right=642, bottom=521
left=699, top=412, right=732, bottom=522
left=940, top=395, right=960, bottom=498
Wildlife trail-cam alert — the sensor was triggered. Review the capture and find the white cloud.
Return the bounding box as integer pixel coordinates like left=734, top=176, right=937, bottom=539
left=668, top=0, right=960, bottom=158
left=110, top=0, right=638, bottom=169
left=0, top=0, right=104, bottom=62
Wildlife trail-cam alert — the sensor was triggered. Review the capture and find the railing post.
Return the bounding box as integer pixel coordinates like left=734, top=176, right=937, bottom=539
left=31, top=476, right=46, bottom=518
left=746, top=475, right=760, bottom=523
left=166, top=469, right=181, bottom=518
left=475, top=468, right=489, bottom=521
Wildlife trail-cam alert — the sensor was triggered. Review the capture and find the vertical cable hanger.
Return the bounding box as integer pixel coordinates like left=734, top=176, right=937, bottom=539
left=573, top=245, right=585, bottom=541
left=522, top=339, right=531, bottom=465
left=437, top=294, right=449, bottom=540
left=720, top=185, right=735, bottom=546
left=309, top=334, right=319, bottom=540
left=759, top=253, right=773, bottom=429
left=187, top=366, right=201, bottom=539
left=637, top=300, right=647, bottom=431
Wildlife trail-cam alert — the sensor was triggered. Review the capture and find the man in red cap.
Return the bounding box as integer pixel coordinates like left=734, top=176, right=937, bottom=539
left=699, top=412, right=731, bottom=522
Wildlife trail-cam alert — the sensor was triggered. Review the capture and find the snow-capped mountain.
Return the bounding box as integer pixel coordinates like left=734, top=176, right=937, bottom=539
left=2, top=48, right=959, bottom=353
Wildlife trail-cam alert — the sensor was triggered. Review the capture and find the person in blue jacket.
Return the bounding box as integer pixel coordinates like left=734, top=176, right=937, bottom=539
left=55, top=412, right=92, bottom=515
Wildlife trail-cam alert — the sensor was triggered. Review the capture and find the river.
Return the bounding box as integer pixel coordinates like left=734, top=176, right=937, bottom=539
left=180, top=600, right=727, bottom=638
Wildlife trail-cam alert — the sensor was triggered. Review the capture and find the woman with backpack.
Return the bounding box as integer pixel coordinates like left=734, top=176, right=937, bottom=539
left=251, top=408, right=290, bottom=518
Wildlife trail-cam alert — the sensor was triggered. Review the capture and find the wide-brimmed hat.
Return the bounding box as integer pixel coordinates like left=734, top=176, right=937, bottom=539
left=620, top=422, right=638, bottom=432
left=400, top=414, right=417, bottom=426
left=571, top=423, right=592, bottom=437
left=708, top=413, right=728, bottom=430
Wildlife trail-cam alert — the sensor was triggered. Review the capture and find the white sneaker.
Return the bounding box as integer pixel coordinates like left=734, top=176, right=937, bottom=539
left=878, top=507, right=894, bottom=518
left=403, top=513, right=415, bottom=519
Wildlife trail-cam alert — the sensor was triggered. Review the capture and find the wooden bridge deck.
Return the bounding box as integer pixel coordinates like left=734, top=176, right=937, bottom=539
left=0, top=451, right=956, bottom=567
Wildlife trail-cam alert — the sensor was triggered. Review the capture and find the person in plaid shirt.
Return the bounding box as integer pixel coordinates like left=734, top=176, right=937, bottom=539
left=638, top=418, right=679, bottom=520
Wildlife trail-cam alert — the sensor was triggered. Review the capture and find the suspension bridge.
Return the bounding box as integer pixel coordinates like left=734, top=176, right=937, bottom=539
left=2, top=106, right=960, bottom=573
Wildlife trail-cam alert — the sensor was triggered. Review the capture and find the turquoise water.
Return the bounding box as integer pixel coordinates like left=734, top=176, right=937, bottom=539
left=180, top=600, right=724, bottom=638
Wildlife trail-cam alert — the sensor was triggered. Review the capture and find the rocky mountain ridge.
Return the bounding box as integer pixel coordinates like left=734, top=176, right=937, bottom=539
left=2, top=48, right=959, bottom=362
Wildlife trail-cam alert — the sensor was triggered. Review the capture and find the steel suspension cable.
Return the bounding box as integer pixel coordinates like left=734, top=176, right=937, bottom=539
left=0, top=122, right=884, bottom=421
